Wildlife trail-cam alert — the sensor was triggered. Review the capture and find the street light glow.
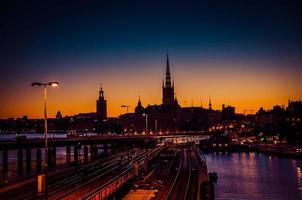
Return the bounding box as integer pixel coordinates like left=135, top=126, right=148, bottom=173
left=49, top=82, right=59, bottom=87
left=31, top=82, right=59, bottom=87
left=31, top=82, right=43, bottom=87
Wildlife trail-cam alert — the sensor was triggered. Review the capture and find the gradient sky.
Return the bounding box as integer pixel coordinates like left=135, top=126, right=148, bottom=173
left=1, top=0, right=302, bottom=119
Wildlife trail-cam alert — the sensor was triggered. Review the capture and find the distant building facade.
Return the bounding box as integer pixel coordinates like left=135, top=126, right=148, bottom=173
left=221, top=104, right=235, bottom=121
left=256, top=100, right=302, bottom=143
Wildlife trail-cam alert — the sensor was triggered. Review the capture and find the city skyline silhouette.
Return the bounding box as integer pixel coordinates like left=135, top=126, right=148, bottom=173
left=1, top=1, right=301, bottom=118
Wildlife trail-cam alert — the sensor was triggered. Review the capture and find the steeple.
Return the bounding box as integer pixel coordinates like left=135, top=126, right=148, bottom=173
left=99, top=84, right=105, bottom=100
left=209, top=97, right=212, bottom=110
left=56, top=110, right=62, bottom=120
left=135, top=96, right=145, bottom=114
left=165, top=54, right=172, bottom=88
left=138, top=96, right=142, bottom=106
left=162, top=53, right=175, bottom=106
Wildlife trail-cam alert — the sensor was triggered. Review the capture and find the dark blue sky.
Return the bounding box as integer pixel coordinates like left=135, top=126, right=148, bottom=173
left=1, top=0, right=302, bottom=68
left=1, top=0, right=302, bottom=118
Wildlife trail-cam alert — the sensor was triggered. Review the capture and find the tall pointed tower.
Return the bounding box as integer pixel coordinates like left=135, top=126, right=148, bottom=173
left=135, top=97, right=145, bottom=114
left=162, top=54, right=175, bottom=105
left=96, top=84, right=107, bottom=120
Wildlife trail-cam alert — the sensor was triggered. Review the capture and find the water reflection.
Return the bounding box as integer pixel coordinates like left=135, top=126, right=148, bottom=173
left=205, top=153, right=302, bottom=200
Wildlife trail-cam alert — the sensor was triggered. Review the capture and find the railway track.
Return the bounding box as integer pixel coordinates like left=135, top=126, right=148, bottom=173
left=165, top=148, right=189, bottom=200
left=0, top=150, right=137, bottom=200
left=81, top=146, right=165, bottom=199
left=186, top=146, right=201, bottom=200
left=150, top=147, right=179, bottom=200
left=52, top=149, right=149, bottom=199
left=165, top=145, right=199, bottom=200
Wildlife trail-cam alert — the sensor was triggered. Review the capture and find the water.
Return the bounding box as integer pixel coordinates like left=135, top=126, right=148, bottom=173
left=205, top=152, right=302, bottom=200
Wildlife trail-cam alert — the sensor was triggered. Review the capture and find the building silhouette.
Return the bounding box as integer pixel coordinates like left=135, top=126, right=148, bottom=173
left=119, top=54, right=221, bottom=133
left=221, top=104, right=235, bottom=120
left=162, top=54, right=175, bottom=106
left=96, top=85, right=107, bottom=120
left=135, top=97, right=145, bottom=114
left=56, top=110, right=62, bottom=120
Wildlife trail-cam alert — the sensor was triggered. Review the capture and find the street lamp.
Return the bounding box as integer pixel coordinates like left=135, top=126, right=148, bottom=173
left=142, top=113, right=148, bottom=135
left=121, top=105, right=130, bottom=114
left=121, top=105, right=130, bottom=165
left=155, top=119, right=157, bottom=135
left=32, top=81, right=59, bottom=199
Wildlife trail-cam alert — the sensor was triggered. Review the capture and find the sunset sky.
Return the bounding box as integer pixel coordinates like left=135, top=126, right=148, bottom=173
left=1, top=1, right=302, bottom=119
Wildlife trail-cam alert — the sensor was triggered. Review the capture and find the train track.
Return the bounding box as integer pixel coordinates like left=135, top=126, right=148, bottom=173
left=186, top=146, right=201, bottom=200
left=48, top=152, right=130, bottom=193
left=165, top=145, right=199, bottom=200
left=149, top=147, right=179, bottom=200
left=165, top=148, right=188, bottom=200
left=52, top=149, right=150, bottom=199
left=81, top=146, right=165, bottom=199
left=0, top=150, right=137, bottom=200
left=55, top=146, right=165, bottom=199
left=184, top=149, right=192, bottom=200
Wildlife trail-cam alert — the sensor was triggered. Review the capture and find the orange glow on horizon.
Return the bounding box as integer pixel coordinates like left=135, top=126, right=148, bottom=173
left=0, top=60, right=301, bottom=119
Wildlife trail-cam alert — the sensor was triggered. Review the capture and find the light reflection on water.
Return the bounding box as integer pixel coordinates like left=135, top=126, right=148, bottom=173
left=205, top=152, right=302, bottom=200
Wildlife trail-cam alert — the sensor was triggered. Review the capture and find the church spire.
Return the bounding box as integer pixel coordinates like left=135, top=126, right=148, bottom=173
left=162, top=53, right=175, bottom=106
left=138, top=95, right=141, bottom=106
left=165, top=54, right=172, bottom=88
left=209, top=97, right=212, bottom=110
left=166, top=54, right=170, bottom=74
left=135, top=95, right=145, bottom=114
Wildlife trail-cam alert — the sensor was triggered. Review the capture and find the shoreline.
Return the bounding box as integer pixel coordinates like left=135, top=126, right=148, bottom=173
left=199, top=144, right=302, bottom=160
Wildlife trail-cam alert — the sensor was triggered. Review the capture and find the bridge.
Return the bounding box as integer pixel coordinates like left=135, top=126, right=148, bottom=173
left=0, top=141, right=212, bottom=200
left=0, top=132, right=213, bottom=176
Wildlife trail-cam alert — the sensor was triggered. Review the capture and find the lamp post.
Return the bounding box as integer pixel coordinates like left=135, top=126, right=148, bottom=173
left=155, top=119, right=157, bottom=135
left=143, top=113, right=148, bottom=135
left=32, top=81, right=59, bottom=199
left=121, top=105, right=130, bottom=114
left=121, top=105, right=130, bottom=165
